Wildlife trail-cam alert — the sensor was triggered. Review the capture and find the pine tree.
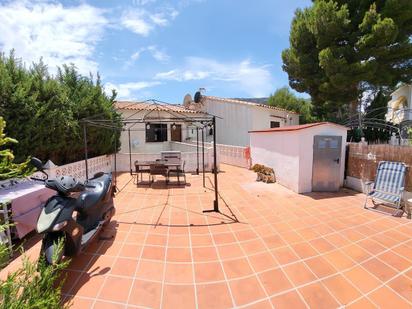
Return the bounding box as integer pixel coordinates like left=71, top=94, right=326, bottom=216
left=282, top=0, right=412, bottom=121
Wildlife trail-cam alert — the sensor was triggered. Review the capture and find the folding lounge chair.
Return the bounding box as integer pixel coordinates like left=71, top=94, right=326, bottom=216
left=364, top=161, right=407, bottom=216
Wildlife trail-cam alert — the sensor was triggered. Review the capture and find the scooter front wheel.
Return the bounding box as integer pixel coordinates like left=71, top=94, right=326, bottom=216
left=40, top=233, right=65, bottom=266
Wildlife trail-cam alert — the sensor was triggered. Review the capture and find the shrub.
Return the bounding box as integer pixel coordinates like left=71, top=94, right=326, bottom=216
left=0, top=239, right=69, bottom=309
left=0, top=51, right=121, bottom=165
left=0, top=117, right=34, bottom=180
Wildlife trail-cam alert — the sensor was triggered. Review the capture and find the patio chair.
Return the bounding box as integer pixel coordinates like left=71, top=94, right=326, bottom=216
left=134, top=160, right=150, bottom=183
left=168, top=161, right=186, bottom=184
left=150, top=163, right=169, bottom=183
left=364, top=161, right=407, bottom=216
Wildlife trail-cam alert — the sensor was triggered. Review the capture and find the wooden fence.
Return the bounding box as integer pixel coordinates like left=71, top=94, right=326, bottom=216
left=347, top=143, right=412, bottom=191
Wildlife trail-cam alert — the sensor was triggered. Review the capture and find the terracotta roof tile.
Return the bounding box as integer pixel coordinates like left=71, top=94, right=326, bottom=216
left=204, top=96, right=299, bottom=114
left=115, top=101, right=201, bottom=114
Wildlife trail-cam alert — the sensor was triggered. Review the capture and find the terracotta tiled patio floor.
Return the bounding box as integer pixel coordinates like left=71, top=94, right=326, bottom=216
left=40, top=165, right=412, bottom=307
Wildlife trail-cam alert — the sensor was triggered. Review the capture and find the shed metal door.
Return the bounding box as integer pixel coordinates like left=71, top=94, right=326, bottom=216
left=312, top=135, right=342, bottom=192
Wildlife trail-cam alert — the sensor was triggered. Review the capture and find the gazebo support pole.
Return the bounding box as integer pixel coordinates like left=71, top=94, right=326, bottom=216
left=203, top=116, right=219, bottom=213
left=202, top=125, right=205, bottom=187
left=128, top=129, right=132, bottom=175
left=114, top=129, right=118, bottom=189
left=83, top=123, right=89, bottom=181
left=196, top=127, right=199, bottom=175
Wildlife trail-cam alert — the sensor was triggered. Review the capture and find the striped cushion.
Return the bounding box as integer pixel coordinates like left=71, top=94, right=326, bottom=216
left=368, top=191, right=400, bottom=203
left=373, top=161, right=406, bottom=196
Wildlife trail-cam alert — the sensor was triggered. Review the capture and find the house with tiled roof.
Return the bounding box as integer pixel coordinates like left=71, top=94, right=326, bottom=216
left=115, top=101, right=206, bottom=153
left=385, top=84, right=412, bottom=125
left=183, top=93, right=299, bottom=146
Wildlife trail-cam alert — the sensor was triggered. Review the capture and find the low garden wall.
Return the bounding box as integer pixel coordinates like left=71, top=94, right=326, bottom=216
left=345, top=143, right=412, bottom=199
left=43, top=141, right=249, bottom=177
left=216, top=144, right=251, bottom=169
left=46, top=155, right=112, bottom=182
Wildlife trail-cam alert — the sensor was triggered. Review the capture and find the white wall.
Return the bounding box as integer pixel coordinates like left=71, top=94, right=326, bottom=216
left=251, top=107, right=299, bottom=131
left=250, top=124, right=347, bottom=193
left=205, top=99, right=252, bottom=146
left=250, top=131, right=301, bottom=192
left=204, top=98, right=299, bottom=147
left=117, top=109, right=194, bottom=153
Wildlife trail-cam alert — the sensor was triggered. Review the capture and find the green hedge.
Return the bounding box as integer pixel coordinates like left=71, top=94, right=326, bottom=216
left=0, top=51, right=121, bottom=165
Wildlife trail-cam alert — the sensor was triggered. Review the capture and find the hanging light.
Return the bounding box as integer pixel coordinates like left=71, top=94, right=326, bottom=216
left=146, top=123, right=150, bottom=129
left=172, top=123, right=177, bottom=130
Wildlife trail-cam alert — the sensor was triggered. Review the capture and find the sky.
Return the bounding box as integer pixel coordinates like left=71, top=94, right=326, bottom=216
left=0, top=0, right=311, bottom=103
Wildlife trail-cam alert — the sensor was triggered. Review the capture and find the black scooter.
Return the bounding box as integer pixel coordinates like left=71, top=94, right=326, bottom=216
left=31, top=157, right=115, bottom=264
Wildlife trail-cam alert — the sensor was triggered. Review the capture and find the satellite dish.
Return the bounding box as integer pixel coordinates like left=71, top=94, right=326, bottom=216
left=183, top=93, right=192, bottom=107
left=194, top=91, right=202, bottom=103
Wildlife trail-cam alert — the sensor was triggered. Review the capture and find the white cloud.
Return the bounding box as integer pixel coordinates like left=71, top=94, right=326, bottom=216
left=104, top=81, right=161, bottom=99
left=121, top=10, right=153, bottom=36
left=0, top=1, right=107, bottom=75
left=121, top=7, right=178, bottom=36
left=147, top=46, right=170, bottom=62
left=131, top=50, right=143, bottom=61
left=125, top=45, right=169, bottom=68
left=154, top=57, right=274, bottom=97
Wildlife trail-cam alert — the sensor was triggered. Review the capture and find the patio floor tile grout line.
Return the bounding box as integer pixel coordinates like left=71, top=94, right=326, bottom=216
left=227, top=215, right=276, bottom=309
left=345, top=263, right=412, bottom=307
left=65, top=191, right=131, bottom=299
left=91, top=190, right=144, bottom=308
left=59, top=169, right=412, bottom=308
left=61, top=226, right=412, bottom=290
left=243, top=192, right=379, bottom=307
left=314, top=212, right=412, bottom=306
left=203, top=197, right=237, bottom=308
left=230, top=196, right=312, bottom=308
left=297, top=216, right=412, bottom=306
left=123, top=188, right=156, bottom=307
left=65, top=215, right=411, bottom=263
left=185, top=191, right=198, bottom=309
left=159, top=190, right=171, bottom=309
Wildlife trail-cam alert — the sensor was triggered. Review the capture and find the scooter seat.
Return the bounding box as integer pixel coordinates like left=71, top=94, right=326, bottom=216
left=77, top=174, right=111, bottom=211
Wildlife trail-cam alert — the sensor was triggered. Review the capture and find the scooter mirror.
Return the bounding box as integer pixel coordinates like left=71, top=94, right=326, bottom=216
left=31, top=157, right=44, bottom=171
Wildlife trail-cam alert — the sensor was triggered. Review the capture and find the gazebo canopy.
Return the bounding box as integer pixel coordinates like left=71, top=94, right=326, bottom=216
left=80, top=99, right=221, bottom=213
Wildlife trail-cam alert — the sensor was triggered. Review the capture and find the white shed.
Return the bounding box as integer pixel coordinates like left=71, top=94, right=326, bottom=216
left=249, top=122, right=348, bottom=193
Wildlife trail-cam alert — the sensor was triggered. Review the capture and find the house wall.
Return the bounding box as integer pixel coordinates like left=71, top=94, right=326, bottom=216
left=204, top=97, right=299, bottom=147
left=117, top=109, right=195, bottom=153
left=250, top=124, right=347, bottom=193
left=250, top=131, right=301, bottom=192
left=204, top=98, right=252, bottom=146
left=386, top=85, right=412, bottom=122
left=251, top=107, right=299, bottom=131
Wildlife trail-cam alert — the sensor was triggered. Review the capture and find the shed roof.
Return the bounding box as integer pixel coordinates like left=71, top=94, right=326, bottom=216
left=204, top=96, right=299, bottom=114
left=248, top=122, right=348, bottom=133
